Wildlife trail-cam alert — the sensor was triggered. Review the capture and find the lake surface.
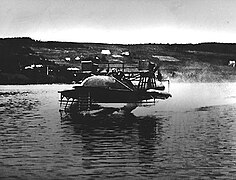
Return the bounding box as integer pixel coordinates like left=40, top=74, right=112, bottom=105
left=0, top=83, right=236, bottom=179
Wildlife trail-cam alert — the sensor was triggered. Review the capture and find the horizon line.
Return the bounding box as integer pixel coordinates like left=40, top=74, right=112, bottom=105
left=1, top=36, right=236, bottom=45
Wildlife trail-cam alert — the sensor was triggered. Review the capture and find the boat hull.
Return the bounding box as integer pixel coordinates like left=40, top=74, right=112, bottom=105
left=60, top=86, right=171, bottom=103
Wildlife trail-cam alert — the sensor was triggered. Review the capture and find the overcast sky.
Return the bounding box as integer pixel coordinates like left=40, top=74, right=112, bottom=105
left=1, top=0, right=236, bottom=44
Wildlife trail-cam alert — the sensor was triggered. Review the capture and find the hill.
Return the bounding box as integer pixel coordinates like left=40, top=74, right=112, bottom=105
left=0, top=37, right=236, bottom=84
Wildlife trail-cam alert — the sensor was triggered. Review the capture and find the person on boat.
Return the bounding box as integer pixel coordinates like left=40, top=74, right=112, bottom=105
left=147, top=62, right=156, bottom=88
left=153, top=64, right=162, bottom=81
left=116, top=68, right=125, bottom=81
left=108, top=68, right=117, bottom=77
left=116, top=68, right=135, bottom=90
left=156, top=68, right=162, bottom=81
left=148, top=62, right=155, bottom=72
left=108, top=67, right=135, bottom=90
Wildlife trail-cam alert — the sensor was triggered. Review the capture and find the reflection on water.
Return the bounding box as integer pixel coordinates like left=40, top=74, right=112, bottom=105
left=0, top=83, right=236, bottom=179
left=60, top=113, right=166, bottom=178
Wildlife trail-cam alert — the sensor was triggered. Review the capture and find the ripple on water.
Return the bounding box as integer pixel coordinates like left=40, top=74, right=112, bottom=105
left=1, top=84, right=236, bottom=179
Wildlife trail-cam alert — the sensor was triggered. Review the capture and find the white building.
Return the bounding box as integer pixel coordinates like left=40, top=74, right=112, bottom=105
left=122, top=51, right=130, bottom=56
left=101, top=50, right=111, bottom=55
left=228, top=60, right=235, bottom=67
left=65, top=57, right=71, bottom=61
left=75, top=56, right=80, bottom=61
left=24, top=64, right=43, bottom=69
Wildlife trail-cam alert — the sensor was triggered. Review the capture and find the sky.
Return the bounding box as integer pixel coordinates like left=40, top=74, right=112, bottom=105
left=1, top=0, right=236, bottom=44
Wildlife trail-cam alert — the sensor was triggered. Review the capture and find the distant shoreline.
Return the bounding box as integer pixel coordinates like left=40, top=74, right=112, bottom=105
left=1, top=38, right=236, bottom=85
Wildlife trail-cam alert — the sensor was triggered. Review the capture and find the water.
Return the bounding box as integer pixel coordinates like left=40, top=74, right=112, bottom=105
left=0, top=83, right=236, bottom=179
